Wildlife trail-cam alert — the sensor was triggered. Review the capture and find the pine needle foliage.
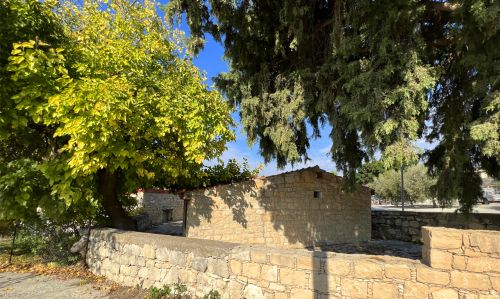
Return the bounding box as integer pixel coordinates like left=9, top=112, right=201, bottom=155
left=167, top=0, right=499, bottom=212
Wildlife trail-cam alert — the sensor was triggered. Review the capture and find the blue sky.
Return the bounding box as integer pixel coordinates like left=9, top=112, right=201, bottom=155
left=168, top=11, right=337, bottom=176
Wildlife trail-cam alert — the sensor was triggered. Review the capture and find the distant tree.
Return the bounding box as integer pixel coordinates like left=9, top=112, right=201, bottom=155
left=1, top=0, right=234, bottom=229
left=369, top=164, right=436, bottom=206
left=356, top=160, right=385, bottom=185
left=167, top=0, right=500, bottom=213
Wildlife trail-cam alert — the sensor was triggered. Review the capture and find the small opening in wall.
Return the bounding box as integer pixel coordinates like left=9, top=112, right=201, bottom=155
left=163, top=209, right=173, bottom=222
left=316, top=172, right=323, bottom=179
left=314, top=191, right=322, bottom=199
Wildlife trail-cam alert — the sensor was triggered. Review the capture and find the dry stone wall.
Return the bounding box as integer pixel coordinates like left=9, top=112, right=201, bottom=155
left=185, top=168, right=372, bottom=248
left=87, top=227, right=500, bottom=299
left=136, top=190, right=183, bottom=224
left=372, top=210, right=500, bottom=243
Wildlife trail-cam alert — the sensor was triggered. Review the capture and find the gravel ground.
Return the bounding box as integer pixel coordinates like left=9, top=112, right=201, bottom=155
left=0, top=272, right=147, bottom=299
left=0, top=272, right=108, bottom=299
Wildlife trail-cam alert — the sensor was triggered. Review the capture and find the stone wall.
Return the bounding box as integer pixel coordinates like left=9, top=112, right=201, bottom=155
left=136, top=189, right=183, bottom=224
left=372, top=210, right=500, bottom=243
left=185, top=167, right=372, bottom=248
left=87, top=227, right=500, bottom=299
left=421, top=226, right=500, bottom=298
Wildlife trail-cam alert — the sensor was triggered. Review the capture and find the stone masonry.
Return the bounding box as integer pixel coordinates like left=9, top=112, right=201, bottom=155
left=185, top=167, right=372, bottom=248
left=372, top=210, right=500, bottom=243
left=136, top=189, right=183, bottom=225
left=87, top=227, right=500, bottom=298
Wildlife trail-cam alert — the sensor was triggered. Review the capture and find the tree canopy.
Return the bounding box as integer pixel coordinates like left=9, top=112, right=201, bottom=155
left=1, top=0, right=234, bottom=229
left=370, top=164, right=437, bottom=206
left=168, top=0, right=499, bottom=212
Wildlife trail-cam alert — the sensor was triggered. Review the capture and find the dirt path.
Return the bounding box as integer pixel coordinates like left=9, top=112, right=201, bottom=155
left=0, top=272, right=109, bottom=299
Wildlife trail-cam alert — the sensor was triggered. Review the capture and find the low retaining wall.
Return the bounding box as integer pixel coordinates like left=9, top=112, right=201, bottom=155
left=87, top=227, right=500, bottom=298
left=372, top=210, right=500, bottom=243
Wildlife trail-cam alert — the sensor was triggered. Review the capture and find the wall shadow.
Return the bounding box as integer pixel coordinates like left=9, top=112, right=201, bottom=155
left=185, top=167, right=371, bottom=249
left=185, top=180, right=258, bottom=230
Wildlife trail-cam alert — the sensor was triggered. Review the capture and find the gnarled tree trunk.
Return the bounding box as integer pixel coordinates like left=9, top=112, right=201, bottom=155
left=98, top=169, right=137, bottom=230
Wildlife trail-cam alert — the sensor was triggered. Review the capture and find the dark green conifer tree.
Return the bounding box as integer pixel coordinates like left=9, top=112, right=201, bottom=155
left=167, top=0, right=499, bottom=212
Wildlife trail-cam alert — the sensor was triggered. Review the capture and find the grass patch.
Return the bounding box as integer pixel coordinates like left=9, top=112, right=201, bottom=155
left=0, top=237, right=43, bottom=266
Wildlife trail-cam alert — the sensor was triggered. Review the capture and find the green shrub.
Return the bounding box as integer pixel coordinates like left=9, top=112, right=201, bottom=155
left=203, top=290, right=221, bottom=299
left=13, top=220, right=80, bottom=265
left=147, top=285, right=171, bottom=299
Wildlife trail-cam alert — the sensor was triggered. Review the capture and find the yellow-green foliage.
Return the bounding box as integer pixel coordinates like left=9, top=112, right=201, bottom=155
left=2, top=0, right=234, bottom=221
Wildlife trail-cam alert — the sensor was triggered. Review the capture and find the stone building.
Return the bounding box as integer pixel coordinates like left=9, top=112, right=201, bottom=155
left=136, top=189, right=184, bottom=225
left=184, top=166, right=372, bottom=248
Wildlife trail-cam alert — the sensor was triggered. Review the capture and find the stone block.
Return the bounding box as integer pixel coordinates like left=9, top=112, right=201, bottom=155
left=138, top=267, right=149, bottom=278
left=469, top=232, right=500, bottom=254
left=431, top=288, right=459, bottom=299
left=231, top=250, right=251, bottom=261
left=178, top=269, right=191, bottom=283
left=123, top=244, right=142, bottom=256
left=243, top=284, right=264, bottom=299
left=207, top=259, right=229, bottom=278
left=221, top=280, right=242, bottom=298
left=122, top=265, right=139, bottom=276
left=156, top=247, right=170, bottom=262
left=192, top=256, right=208, bottom=272
left=340, top=278, right=367, bottom=298
left=270, top=254, right=295, bottom=268
left=229, top=259, right=242, bottom=276
left=145, top=259, right=155, bottom=268
left=416, top=266, right=450, bottom=285
left=310, top=273, right=336, bottom=293
left=372, top=282, right=399, bottom=299
left=325, top=259, right=351, bottom=276
left=164, top=267, right=179, bottom=284
left=296, top=255, right=322, bottom=271
left=122, top=275, right=140, bottom=287
left=251, top=250, right=268, bottom=263
left=290, top=288, right=316, bottom=299
left=261, top=265, right=279, bottom=282
left=353, top=260, right=383, bottom=279
left=243, top=262, right=262, bottom=280
left=384, top=263, right=412, bottom=280
left=491, top=274, right=500, bottom=292
left=279, top=268, right=307, bottom=287
left=403, top=281, right=429, bottom=299
left=453, top=255, right=467, bottom=270
left=170, top=251, right=187, bottom=267
left=422, top=227, right=463, bottom=250
left=150, top=267, right=162, bottom=281
left=143, top=244, right=156, bottom=259
left=424, top=249, right=453, bottom=270
left=466, top=256, right=500, bottom=273
left=274, top=292, right=288, bottom=299
left=450, top=271, right=491, bottom=290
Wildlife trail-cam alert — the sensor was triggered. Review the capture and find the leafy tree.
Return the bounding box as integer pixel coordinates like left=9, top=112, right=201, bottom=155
left=0, top=0, right=80, bottom=228
left=171, top=158, right=262, bottom=191
left=356, top=160, right=385, bottom=185
left=2, top=0, right=234, bottom=229
left=370, top=164, right=436, bottom=206
left=167, top=0, right=500, bottom=212
left=405, top=164, right=438, bottom=206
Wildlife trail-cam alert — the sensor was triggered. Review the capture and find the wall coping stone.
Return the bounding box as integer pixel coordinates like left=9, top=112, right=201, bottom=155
left=92, top=228, right=421, bottom=265
left=92, top=228, right=239, bottom=258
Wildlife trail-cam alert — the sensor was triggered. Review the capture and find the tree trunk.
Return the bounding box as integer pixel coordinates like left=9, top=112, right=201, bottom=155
left=98, top=169, right=137, bottom=230
left=8, top=221, right=19, bottom=265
